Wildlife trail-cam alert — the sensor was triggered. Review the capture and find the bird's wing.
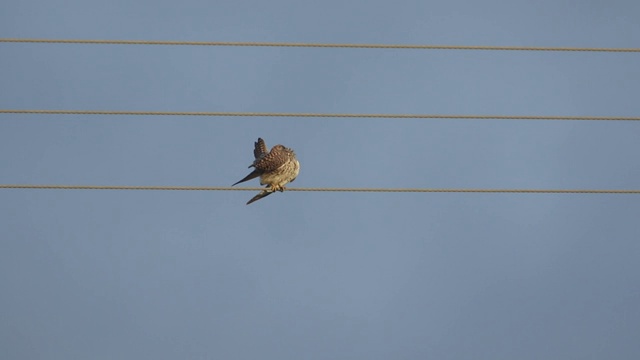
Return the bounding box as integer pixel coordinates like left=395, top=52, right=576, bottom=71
left=232, top=169, right=261, bottom=186
left=246, top=189, right=274, bottom=205
left=253, top=147, right=289, bottom=172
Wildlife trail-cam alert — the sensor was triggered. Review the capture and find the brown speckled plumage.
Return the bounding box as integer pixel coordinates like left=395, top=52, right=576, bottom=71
left=232, top=138, right=300, bottom=204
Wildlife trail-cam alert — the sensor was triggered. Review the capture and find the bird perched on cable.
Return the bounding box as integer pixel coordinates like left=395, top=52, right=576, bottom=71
left=232, top=138, right=300, bottom=205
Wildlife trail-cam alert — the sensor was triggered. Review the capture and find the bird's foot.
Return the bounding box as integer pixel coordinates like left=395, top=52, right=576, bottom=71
left=269, top=185, right=285, bottom=192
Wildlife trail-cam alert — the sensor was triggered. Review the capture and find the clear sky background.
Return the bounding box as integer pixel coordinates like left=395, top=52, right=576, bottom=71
left=1, top=1, right=639, bottom=359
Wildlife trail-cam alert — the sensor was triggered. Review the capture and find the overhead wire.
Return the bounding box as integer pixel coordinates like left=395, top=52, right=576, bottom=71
left=1, top=185, right=638, bottom=194
left=1, top=109, right=638, bottom=121
left=2, top=38, right=637, bottom=122
left=1, top=38, right=640, bottom=53
left=2, top=39, right=637, bottom=195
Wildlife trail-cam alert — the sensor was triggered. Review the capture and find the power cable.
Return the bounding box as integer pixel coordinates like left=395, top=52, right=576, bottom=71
left=1, top=185, right=639, bottom=194
left=1, top=109, right=638, bottom=121
left=1, top=38, right=639, bottom=53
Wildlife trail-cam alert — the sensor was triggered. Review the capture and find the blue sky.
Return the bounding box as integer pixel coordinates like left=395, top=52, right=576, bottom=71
left=1, top=1, right=639, bottom=359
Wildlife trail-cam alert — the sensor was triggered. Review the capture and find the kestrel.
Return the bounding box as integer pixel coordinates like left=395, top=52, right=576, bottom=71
left=232, top=138, right=300, bottom=205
